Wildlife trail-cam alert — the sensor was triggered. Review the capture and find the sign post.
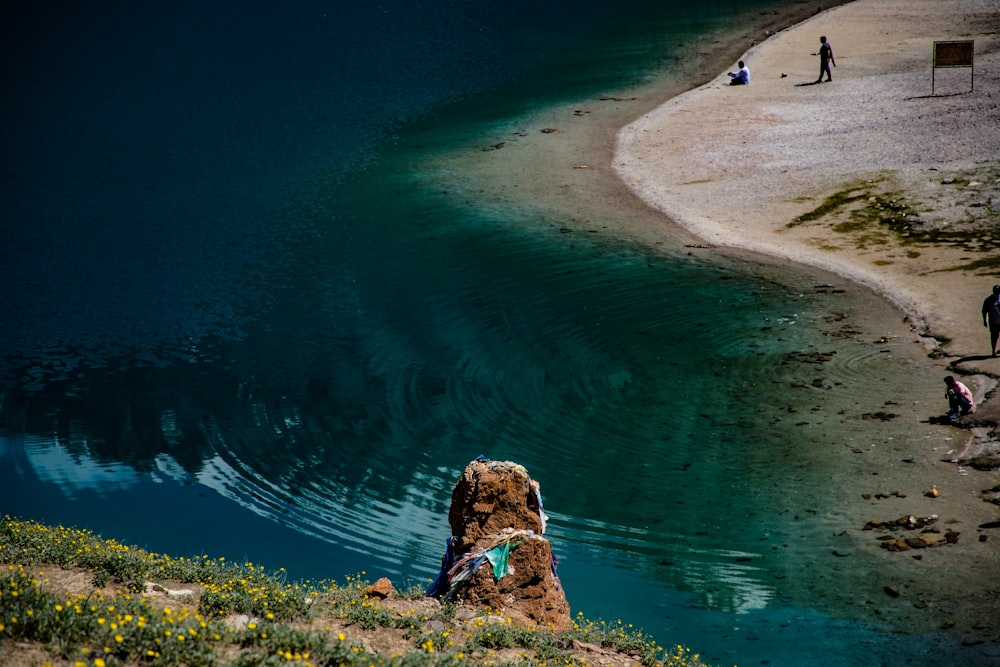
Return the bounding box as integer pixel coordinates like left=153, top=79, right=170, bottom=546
left=932, top=40, right=974, bottom=95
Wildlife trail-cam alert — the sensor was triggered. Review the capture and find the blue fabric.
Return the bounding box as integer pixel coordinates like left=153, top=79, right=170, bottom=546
left=427, top=529, right=564, bottom=598
left=426, top=536, right=455, bottom=598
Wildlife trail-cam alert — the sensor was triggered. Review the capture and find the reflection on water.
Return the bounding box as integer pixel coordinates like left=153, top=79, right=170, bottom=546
left=16, top=435, right=143, bottom=496
left=0, top=219, right=936, bottom=609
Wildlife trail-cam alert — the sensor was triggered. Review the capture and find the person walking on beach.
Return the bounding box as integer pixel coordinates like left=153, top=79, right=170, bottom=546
left=944, top=376, right=974, bottom=420
left=814, top=36, right=835, bottom=82
left=728, top=60, right=750, bottom=85
left=982, top=284, right=1000, bottom=356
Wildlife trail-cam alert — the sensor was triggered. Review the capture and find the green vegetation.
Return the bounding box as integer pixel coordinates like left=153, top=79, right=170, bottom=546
left=0, top=517, right=714, bottom=667
left=789, top=185, right=911, bottom=250
left=786, top=185, right=870, bottom=227
left=787, top=166, right=1000, bottom=268
left=937, top=254, right=1000, bottom=274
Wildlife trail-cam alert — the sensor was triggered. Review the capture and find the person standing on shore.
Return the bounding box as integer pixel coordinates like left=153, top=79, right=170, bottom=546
left=944, top=376, right=975, bottom=419
left=728, top=60, right=750, bottom=85
left=814, top=36, right=835, bottom=82
left=982, top=284, right=1000, bottom=356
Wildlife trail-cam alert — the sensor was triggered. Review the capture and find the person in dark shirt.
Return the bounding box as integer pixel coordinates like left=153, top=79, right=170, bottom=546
left=815, top=36, right=836, bottom=83
left=981, top=284, right=1000, bottom=356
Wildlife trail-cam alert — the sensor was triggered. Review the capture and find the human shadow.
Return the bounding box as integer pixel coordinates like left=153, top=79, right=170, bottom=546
left=927, top=414, right=962, bottom=426
left=794, top=80, right=826, bottom=87
left=950, top=354, right=996, bottom=365
left=905, top=92, right=969, bottom=101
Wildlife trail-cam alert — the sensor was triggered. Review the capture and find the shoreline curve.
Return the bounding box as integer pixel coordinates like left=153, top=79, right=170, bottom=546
left=614, top=0, right=1000, bottom=371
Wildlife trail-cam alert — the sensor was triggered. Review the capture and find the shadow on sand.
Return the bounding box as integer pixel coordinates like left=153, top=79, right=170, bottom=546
left=927, top=414, right=964, bottom=426
left=951, top=354, right=997, bottom=365
left=904, top=91, right=971, bottom=101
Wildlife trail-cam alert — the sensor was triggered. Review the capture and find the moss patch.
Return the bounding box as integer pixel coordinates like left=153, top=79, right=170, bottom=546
left=787, top=164, right=1000, bottom=267
left=832, top=219, right=869, bottom=234
left=787, top=185, right=872, bottom=227
left=936, top=254, right=1000, bottom=275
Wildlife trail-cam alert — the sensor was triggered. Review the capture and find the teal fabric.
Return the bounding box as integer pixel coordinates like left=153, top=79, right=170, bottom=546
left=485, top=542, right=511, bottom=579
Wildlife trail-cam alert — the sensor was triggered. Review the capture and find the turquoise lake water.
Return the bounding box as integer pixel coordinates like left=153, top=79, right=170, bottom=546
left=2, top=1, right=996, bottom=664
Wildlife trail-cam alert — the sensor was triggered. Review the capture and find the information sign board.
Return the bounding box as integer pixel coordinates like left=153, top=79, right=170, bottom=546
left=932, top=40, right=974, bottom=94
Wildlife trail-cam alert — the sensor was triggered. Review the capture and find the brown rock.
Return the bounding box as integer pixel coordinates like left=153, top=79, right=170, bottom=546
left=917, top=533, right=945, bottom=547
left=432, top=458, right=571, bottom=630
left=367, top=577, right=396, bottom=599
left=570, top=639, right=603, bottom=652
left=456, top=538, right=569, bottom=628
left=448, top=459, right=545, bottom=553
left=969, top=455, right=1000, bottom=471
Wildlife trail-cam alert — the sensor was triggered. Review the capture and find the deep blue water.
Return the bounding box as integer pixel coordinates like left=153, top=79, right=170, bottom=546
left=2, top=2, right=998, bottom=665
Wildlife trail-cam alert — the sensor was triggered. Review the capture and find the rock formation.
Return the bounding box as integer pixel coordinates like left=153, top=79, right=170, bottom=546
left=427, top=458, right=571, bottom=630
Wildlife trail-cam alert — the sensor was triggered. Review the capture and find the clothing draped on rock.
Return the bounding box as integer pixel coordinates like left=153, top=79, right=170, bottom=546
left=427, top=528, right=557, bottom=600
left=427, top=457, right=556, bottom=601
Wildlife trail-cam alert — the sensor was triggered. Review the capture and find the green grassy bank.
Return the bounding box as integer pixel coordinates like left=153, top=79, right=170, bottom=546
left=0, top=517, right=714, bottom=667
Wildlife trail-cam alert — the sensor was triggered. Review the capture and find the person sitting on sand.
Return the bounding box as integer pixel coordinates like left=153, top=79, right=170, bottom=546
left=981, top=284, right=1000, bottom=357
left=728, top=61, right=750, bottom=85
left=944, top=376, right=974, bottom=419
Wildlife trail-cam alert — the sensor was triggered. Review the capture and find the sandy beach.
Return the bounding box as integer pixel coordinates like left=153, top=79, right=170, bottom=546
left=616, top=0, right=1000, bottom=368
left=420, top=0, right=1000, bottom=643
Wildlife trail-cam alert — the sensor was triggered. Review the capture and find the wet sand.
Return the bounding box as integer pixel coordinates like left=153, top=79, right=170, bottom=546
left=418, top=0, right=1000, bottom=643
